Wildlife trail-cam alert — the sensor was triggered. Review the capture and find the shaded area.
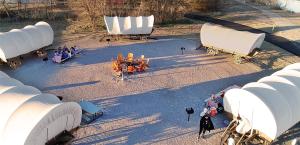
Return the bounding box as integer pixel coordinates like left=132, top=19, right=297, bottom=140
left=184, top=13, right=300, bottom=55
left=273, top=122, right=300, bottom=144
left=55, top=39, right=201, bottom=66
left=42, top=81, right=100, bottom=91
left=72, top=69, right=275, bottom=145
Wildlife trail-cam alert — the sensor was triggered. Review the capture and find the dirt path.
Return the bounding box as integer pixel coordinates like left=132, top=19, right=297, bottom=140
left=185, top=13, right=300, bottom=56
left=234, top=0, right=300, bottom=51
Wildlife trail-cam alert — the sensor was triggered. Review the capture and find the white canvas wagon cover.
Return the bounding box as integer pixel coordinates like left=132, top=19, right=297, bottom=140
left=200, top=23, right=265, bottom=56
left=0, top=71, right=82, bottom=145
left=224, top=63, right=300, bottom=140
left=0, top=21, right=54, bottom=62
left=104, top=15, right=154, bottom=35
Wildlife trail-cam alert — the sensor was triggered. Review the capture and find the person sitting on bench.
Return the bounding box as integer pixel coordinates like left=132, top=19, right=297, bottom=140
left=62, top=50, right=69, bottom=60
left=52, top=50, right=62, bottom=63
left=67, top=50, right=72, bottom=58
left=63, top=45, right=69, bottom=52
left=71, top=46, right=80, bottom=55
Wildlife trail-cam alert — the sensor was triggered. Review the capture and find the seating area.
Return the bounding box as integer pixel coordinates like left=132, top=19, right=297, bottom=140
left=112, top=52, right=150, bottom=78
left=52, top=45, right=82, bottom=63
left=1, top=8, right=300, bottom=144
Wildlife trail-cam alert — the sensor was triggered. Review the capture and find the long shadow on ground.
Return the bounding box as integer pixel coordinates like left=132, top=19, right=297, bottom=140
left=185, top=13, right=300, bottom=56
left=72, top=69, right=276, bottom=145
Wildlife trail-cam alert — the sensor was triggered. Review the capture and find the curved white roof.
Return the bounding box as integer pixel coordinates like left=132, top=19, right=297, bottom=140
left=0, top=71, right=82, bottom=145
left=282, top=63, right=300, bottom=71
left=0, top=86, right=41, bottom=140
left=0, top=71, right=9, bottom=78
left=200, top=23, right=265, bottom=56
left=104, top=15, right=154, bottom=35
left=35, top=22, right=54, bottom=46
left=9, top=29, right=33, bottom=54
left=0, top=78, right=23, bottom=94
left=272, top=69, right=300, bottom=91
left=0, top=22, right=54, bottom=62
left=22, top=25, right=45, bottom=51
left=258, top=76, right=300, bottom=123
left=0, top=33, right=22, bottom=62
left=24, top=102, right=82, bottom=145
left=278, top=0, right=300, bottom=13
left=224, top=63, right=300, bottom=140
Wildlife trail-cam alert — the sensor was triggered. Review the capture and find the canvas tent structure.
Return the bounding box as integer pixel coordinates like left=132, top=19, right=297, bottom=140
left=0, top=71, right=81, bottom=145
left=104, top=15, right=154, bottom=35
left=223, top=63, right=300, bottom=144
left=278, top=0, right=300, bottom=13
left=0, top=21, right=53, bottom=68
left=200, top=23, right=265, bottom=62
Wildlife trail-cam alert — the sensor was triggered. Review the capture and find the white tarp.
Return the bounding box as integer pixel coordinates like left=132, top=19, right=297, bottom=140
left=0, top=21, right=54, bottom=62
left=278, top=0, right=300, bottom=13
left=0, top=33, right=22, bottom=62
left=35, top=22, right=54, bottom=47
left=224, top=63, right=300, bottom=140
left=0, top=71, right=82, bottom=145
left=272, top=69, right=300, bottom=90
left=104, top=15, right=154, bottom=35
left=0, top=78, right=23, bottom=94
left=9, top=29, right=34, bottom=54
left=0, top=71, right=9, bottom=78
left=200, top=23, right=265, bottom=56
left=283, top=63, right=300, bottom=71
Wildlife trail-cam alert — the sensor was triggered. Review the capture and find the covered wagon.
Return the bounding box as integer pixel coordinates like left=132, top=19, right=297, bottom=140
left=0, top=21, right=54, bottom=68
left=222, top=63, right=300, bottom=144
left=0, top=71, right=82, bottom=145
left=104, top=15, right=154, bottom=40
left=200, top=23, right=265, bottom=63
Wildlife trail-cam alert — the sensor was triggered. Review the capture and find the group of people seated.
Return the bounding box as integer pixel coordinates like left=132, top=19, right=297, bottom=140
left=112, top=52, right=149, bottom=76
left=52, top=45, right=80, bottom=63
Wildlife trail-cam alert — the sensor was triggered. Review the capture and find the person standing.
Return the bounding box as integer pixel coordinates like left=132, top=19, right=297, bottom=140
left=198, top=114, right=215, bottom=138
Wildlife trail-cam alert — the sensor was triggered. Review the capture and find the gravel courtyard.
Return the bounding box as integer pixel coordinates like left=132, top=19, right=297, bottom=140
left=1, top=37, right=287, bottom=144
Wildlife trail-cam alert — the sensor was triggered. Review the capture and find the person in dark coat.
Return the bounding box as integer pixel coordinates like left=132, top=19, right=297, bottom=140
left=199, top=114, right=215, bottom=138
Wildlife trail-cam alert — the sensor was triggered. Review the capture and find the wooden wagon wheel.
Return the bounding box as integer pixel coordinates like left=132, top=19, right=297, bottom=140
left=7, top=58, right=21, bottom=69
left=234, top=55, right=243, bottom=64
left=36, top=49, right=48, bottom=57
left=213, top=49, right=219, bottom=56
left=207, top=47, right=219, bottom=56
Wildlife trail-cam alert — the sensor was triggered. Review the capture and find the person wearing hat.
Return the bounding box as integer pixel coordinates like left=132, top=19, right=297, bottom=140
left=198, top=112, right=215, bottom=138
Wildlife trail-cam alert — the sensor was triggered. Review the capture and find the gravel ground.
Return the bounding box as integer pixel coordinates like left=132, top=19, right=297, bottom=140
left=1, top=37, right=290, bottom=145
left=1, top=1, right=300, bottom=144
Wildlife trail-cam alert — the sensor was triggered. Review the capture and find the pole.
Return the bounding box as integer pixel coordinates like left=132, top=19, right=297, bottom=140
left=121, top=71, right=124, bottom=81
